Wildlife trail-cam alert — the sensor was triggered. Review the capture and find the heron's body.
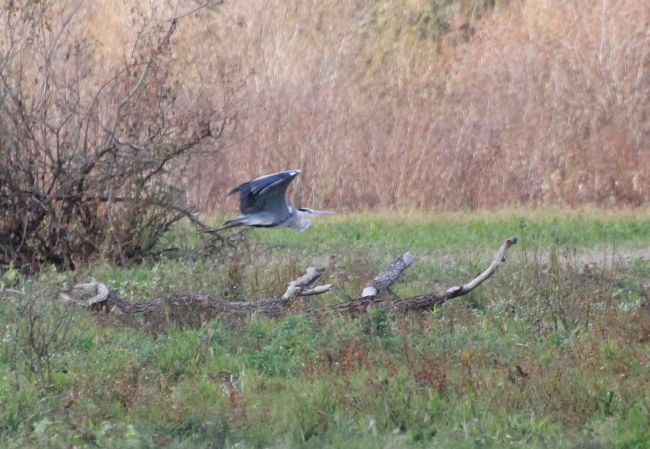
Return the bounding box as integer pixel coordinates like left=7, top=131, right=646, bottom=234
left=221, top=170, right=331, bottom=232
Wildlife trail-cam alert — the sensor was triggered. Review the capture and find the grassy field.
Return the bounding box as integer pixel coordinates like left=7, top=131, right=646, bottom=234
left=1, top=210, right=649, bottom=448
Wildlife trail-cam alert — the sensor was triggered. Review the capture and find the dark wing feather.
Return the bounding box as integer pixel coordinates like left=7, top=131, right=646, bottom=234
left=227, top=169, right=300, bottom=218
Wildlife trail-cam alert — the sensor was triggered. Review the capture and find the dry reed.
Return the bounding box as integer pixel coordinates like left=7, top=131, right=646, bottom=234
left=21, top=0, right=650, bottom=211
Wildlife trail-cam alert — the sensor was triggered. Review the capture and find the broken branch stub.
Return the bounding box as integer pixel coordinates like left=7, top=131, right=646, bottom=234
left=282, top=266, right=332, bottom=299
left=362, top=251, right=416, bottom=298
left=59, top=282, right=109, bottom=306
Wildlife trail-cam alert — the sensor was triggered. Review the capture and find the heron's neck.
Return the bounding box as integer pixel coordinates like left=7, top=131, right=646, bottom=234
left=284, top=207, right=311, bottom=231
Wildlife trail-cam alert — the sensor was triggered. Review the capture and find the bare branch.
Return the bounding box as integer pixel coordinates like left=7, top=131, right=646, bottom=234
left=282, top=266, right=332, bottom=299
left=361, top=251, right=415, bottom=298
left=334, top=236, right=518, bottom=315
left=169, top=0, right=223, bottom=22
left=445, top=236, right=518, bottom=297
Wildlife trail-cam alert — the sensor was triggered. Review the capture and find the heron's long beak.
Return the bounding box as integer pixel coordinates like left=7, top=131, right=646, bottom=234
left=312, top=210, right=335, bottom=216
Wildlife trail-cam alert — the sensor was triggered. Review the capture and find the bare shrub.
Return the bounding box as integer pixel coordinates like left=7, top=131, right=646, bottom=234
left=8, top=295, right=75, bottom=389
left=0, top=1, right=227, bottom=271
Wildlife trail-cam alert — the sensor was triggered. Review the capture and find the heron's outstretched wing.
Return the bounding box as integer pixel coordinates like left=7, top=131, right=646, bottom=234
left=227, top=169, right=301, bottom=222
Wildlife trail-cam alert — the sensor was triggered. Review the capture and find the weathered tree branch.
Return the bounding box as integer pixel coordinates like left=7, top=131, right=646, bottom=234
left=282, top=266, right=333, bottom=299
left=59, top=266, right=333, bottom=320
left=332, top=236, right=518, bottom=315
left=57, top=237, right=517, bottom=324
left=362, top=251, right=415, bottom=298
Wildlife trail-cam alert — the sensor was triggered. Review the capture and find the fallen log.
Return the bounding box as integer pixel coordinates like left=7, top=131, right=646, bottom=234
left=58, top=236, right=517, bottom=324
left=59, top=264, right=333, bottom=321
left=332, top=236, right=517, bottom=315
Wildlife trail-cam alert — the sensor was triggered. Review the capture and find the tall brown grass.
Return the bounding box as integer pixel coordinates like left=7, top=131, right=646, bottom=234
left=29, top=0, right=650, bottom=211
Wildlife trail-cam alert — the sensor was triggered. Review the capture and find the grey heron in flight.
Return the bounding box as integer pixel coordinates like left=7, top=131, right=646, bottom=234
left=218, top=169, right=333, bottom=232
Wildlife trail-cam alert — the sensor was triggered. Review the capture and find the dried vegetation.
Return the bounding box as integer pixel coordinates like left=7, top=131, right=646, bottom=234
left=0, top=1, right=226, bottom=271
left=2, top=0, right=648, bottom=270
left=178, top=0, right=649, bottom=211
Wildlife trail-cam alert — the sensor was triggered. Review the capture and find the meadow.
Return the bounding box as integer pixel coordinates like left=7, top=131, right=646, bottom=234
left=1, top=210, right=649, bottom=448
left=1, top=2, right=649, bottom=447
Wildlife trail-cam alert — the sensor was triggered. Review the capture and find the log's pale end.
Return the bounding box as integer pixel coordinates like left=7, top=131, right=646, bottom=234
left=362, top=286, right=378, bottom=298
left=402, top=251, right=416, bottom=265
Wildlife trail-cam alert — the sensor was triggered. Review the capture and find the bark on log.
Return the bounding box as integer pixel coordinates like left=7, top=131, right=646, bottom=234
left=59, top=266, right=333, bottom=320
left=362, top=251, right=415, bottom=298
left=58, top=236, right=517, bottom=324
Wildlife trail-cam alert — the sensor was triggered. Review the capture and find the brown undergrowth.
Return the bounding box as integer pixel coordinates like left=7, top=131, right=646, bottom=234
left=5, top=0, right=647, bottom=220
left=174, top=0, right=649, bottom=211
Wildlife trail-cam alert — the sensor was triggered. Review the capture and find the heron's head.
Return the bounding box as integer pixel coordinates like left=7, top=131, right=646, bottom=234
left=297, top=208, right=335, bottom=217
left=293, top=208, right=335, bottom=232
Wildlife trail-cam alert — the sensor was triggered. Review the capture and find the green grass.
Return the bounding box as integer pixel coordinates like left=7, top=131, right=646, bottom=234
left=1, top=210, right=649, bottom=448
left=251, top=208, right=650, bottom=254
